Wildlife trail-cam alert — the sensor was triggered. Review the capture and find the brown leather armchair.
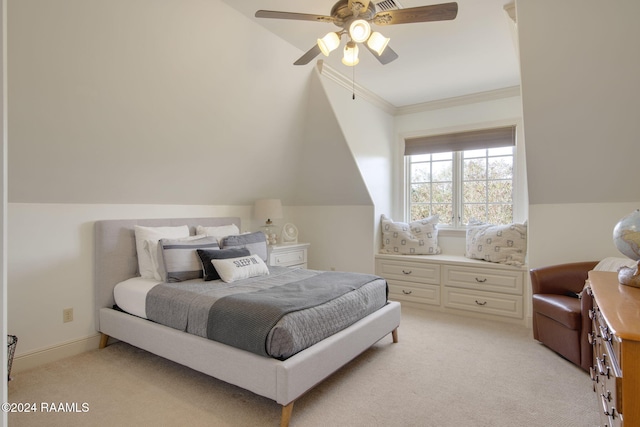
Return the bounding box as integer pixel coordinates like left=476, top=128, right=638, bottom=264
left=530, top=261, right=598, bottom=371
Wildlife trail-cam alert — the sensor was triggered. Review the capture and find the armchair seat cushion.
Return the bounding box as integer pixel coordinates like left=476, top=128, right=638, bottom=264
left=532, top=294, right=581, bottom=330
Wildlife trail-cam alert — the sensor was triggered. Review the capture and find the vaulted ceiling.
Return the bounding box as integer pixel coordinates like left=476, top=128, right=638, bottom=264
left=222, top=0, right=521, bottom=107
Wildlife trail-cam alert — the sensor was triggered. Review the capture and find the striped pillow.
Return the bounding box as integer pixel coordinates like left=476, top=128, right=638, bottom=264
left=158, top=236, right=220, bottom=282
left=220, top=231, right=268, bottom=261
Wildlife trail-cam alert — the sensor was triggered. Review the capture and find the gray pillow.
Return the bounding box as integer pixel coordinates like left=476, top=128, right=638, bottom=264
left=197, top=248, right=251, bottom=281
left=220, top=231, right=268, bottom=261
left=158, top=236, right=219, bottom=282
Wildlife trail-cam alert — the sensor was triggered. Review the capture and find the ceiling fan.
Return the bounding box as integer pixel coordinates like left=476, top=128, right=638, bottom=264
left=255, top=0, right=458, bottom=66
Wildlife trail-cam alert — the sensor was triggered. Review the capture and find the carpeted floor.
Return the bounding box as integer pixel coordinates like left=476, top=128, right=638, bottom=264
left=8, top=306, right=600, bottom=426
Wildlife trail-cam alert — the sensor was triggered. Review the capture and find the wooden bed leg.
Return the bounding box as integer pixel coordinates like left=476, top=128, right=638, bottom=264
left=391, top=328, right=399, bottom=344
left=99, top=333, right=109, bottom=349
left=281, top=402, right=294, bottom=427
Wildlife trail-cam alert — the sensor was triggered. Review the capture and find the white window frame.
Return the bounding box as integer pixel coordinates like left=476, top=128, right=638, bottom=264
left=404, top=148, right=516, bottom=229
left=401, top=122, right=526, bottom=232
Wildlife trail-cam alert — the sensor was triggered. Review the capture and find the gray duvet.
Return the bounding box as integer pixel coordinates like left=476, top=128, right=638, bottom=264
left=145, top=267, right=388, bottom=359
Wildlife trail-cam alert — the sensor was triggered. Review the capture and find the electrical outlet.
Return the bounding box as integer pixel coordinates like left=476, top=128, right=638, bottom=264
left=63, top=308, right=73, bottom=323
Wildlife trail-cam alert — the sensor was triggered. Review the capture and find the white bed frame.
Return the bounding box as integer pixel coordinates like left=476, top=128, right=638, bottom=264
left=94, top=217, right=401, bottom=427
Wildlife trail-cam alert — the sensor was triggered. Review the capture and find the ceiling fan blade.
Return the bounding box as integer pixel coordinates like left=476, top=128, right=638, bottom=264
left=294, top=44, right=322, bottom=66
left=365, top=44, right=399, bottom=65
left=373, top=2, right=458, bottom=25
left=255, top=10, right=334, bottom=23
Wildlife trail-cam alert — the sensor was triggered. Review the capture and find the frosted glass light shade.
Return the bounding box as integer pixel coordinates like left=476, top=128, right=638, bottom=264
left=317, top=32, right=340, bottom=56
left=367, top=32, right=390, bottom=56
left=342, top=41, right=359, bottom=66
left=349, top=19, right=371, bottom=43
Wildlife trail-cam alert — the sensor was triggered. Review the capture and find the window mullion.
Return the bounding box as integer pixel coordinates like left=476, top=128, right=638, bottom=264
left=453, top=152, right=462, bottom=227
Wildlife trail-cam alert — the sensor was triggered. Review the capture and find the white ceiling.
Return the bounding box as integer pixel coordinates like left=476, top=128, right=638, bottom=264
left=222, top=0, right=521, bottom=107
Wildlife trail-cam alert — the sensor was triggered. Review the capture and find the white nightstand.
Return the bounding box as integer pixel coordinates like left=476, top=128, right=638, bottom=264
left=268, top=243, right=310, bottom=269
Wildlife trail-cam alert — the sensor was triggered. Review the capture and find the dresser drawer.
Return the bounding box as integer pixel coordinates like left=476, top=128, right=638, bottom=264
left=443, top=265, right=523, bottom=295
left=388, top=280, right=440, bottom=306
left=443, top=287, right=523, bottom=318
left=376, top=259, right=440, bottom=285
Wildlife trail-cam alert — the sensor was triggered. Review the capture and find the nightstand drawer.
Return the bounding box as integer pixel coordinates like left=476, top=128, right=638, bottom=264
left=272, top=250, right=306, bottom=267
left=268, top=243, right=309, bottom=268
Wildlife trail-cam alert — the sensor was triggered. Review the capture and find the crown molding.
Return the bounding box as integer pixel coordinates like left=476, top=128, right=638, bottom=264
left=315, top=60, right=521, bottom=117
left=395, top=85, right=521, bottom=116
left=315, top=60, right=396, bottom=115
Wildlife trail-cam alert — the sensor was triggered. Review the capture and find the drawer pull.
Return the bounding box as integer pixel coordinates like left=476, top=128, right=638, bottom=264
left=601, top=394, right=616, bottom=418
left=596, top=357, right=610, bottom=379
left=475, top=277, right=487, bottom=283
left=402, top=270, right=412, bottom=275
left=402, top=290, right=412, bottom=295
left=475, top=300, right=487, bottom=306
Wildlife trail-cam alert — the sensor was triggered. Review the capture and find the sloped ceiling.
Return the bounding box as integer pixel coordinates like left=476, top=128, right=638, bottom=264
left=7, top=0, right=372, bottom=207
left=518, top=0, right=640, bottom=204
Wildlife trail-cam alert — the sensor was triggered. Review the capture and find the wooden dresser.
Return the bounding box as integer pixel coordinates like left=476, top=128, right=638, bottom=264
left=588, top=270, right=640, bottom=427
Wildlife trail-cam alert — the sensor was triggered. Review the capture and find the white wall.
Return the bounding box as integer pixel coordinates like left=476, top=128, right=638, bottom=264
left=518, top=0, right=640, bottom=269
left=288, top=205, right=375, bottom=273
left=317, top=69, right=397, bottom=259
left=529, top=203, right=638, bottom=268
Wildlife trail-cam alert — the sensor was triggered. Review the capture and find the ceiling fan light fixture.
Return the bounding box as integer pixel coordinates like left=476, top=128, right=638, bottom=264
left=367, top=31, right=390, bottom=56
left=348, top=19, right=371, bottom=43
left=317, top=32, right=341, bottom=56
left=342, top=41, right=360, bottom=66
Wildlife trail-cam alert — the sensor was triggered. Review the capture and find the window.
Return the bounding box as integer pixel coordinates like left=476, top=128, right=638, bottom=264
left=405, top=126, right=516, bottom=228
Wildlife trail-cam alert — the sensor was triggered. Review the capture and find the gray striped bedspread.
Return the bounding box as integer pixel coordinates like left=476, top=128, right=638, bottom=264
left=145, top=267, right=388, bottom=359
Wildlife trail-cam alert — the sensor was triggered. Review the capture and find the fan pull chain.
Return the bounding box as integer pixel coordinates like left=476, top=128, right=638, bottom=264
left=352, top=64, right=356, bottom=100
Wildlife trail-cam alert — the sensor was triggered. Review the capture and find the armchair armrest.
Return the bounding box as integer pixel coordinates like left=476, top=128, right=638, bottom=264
left=530, top=261, right=599, bottom=295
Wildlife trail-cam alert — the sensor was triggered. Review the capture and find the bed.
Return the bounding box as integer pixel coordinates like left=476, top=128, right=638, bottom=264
left=95, top=217, right=401, bottom=427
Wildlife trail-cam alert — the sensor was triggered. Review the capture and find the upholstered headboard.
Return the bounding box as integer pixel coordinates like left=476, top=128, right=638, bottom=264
left=93, top=217, right=241, bottom=331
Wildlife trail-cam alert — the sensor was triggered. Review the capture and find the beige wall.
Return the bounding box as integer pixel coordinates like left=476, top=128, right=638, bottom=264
left=518, top=0, right=640, bottom=268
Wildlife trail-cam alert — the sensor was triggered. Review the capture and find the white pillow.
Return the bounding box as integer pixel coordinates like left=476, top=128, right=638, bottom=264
left=196, top=224, right=240, bottom=243
left=380, top=214, right=441, bottom=255
left=465, top=222, right=527, bottom=266
left=134, top=225, right=189, bottom=279
left=211, top=254, right=269, bottom=283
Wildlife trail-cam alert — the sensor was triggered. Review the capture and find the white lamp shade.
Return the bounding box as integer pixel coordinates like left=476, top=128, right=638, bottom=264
left=367, top=32, right=390, bottom=56
left=317, top=32, right=340, bottom=56
left=342, top=42, right=359, bottom=66
left=253, top=199, right=283, bottom=224
left=349, top=19, right=371, bottom=43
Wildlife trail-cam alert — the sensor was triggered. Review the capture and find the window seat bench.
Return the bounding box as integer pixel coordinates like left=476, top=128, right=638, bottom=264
left=375, top=253, right=528, bottom=325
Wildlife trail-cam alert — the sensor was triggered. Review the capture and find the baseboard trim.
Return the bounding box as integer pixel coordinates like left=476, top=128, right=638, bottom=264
left=11, top=334, right=102, bottom=375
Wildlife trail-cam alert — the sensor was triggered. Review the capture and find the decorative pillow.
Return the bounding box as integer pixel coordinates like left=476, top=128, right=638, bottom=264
left=380, top=214, right=441, bottom=255
left=211, top=254, right=270, bottom=283
left=134, top=225, right=189, bottom=280
left=197, top=248, right=250, bottom=281
left=196, top=224, right=240, bottom=243
left=465, top=222, right=527, bottom=266
left=220, top=231, right=268, bottom=261
left=157, top=235, right=220, bottom=282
